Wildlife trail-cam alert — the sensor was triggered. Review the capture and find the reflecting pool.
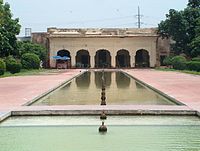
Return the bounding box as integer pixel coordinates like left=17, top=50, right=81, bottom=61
left=0, top=116, right=200, bottom=151
left=32, top=71, right=176, bottom=105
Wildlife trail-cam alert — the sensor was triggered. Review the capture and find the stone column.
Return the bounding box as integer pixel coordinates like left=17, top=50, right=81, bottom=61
left=71, top=53, right=76, bottom=68
left=111, top=56, right=115, bottom=68
left=131, top=56, right=135, bottom=68
left=90, top=51, right=96, bottom=68
left=50, top=49, right=57, bottom=68
left=149, top=50, right=156, bottom=67
left=110, top=51, right=116, bottom=68
left=131, top=51, right=136, bottom=68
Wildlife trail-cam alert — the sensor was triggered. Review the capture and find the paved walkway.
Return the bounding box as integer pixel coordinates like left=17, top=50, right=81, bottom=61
left=125, top=69, right=200, bottom=113
left=0, top=69, right=83, bottom=113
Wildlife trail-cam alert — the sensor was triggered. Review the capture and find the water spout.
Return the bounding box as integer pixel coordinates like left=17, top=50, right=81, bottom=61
left=99, top=121, right=107, bottom=133
left=100, top=111, right=107, bottom=120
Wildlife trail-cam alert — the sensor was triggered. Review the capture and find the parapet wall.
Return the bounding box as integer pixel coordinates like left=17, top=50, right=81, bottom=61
left=47, top=28, right=158, bottom=38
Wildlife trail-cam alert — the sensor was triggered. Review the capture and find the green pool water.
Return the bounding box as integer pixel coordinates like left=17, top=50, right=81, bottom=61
left=32, top=71, right=176, bottom=105
left=0, top=116, right=200, bottom=151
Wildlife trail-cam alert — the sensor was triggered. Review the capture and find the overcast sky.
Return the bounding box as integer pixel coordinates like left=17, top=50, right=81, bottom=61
left=5, top=0, right=189, bottom=36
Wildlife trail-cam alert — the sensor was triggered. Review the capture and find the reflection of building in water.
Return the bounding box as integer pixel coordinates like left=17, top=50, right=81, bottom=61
left=116, top=72, right=130, bottom=88
left=95, top=72, right=112, bottom=88
left=32, top=28, right=170, bottom=68
left=75, top=72, right=91, bottom=88
left=135, top=81, right=145, bottom=89
left=33, top=71, right=173, bottom=105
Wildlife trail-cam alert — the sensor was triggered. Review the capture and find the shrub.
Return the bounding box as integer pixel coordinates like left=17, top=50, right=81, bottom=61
left=4, top=56, right=18, bottom=71
left=4, top=56, right=22, bottom=74
left=171, top=56, right=187, bottom=70
left=0, top=59, right=6, bottom=75
left=8, top=62, right=22, bottom=74
left=163, top=56, right=173, bottom=66
left=21, top=53, right=40, bottom=69
left=186, top=61, right=200, bottom=72
left=191, top=57, right=200, bottom=62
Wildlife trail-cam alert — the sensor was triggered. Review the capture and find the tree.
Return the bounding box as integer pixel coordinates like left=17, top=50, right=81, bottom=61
left=158, top=0, right=200, bottom=57
left=17, top=41, right=47, bottom=61
left=189, top=10, right=200, bottom=57
left=188, top=0, right=200, bottom=8
left=158, top=9, right=189, bottom=55
left=0, top=1, right=21, bottom=57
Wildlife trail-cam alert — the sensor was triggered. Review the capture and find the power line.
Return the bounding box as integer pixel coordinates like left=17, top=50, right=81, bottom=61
left=64, top=15, right=135, bottom=25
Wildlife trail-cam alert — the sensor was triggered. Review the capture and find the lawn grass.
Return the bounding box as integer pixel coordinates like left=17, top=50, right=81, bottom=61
left=0, top=69, right=53, bottom=78
left=156, top=68, right=200, bottom=75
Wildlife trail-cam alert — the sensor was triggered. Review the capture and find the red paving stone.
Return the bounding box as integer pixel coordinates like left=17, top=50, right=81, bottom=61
left=0, top=69, right=83, bottom=113
left=124, top=69, right=200, bottom=112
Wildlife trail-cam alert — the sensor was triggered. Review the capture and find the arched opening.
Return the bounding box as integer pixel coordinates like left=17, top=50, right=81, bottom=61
left=56, top=49, right=71, bottom=69
left=95, top=49, right=111, bottom=68
left=76, top=50, right=90, bottom=68
left=116, top=49, right=130, bottom=68
left=135, top=49, right=150, bottom=68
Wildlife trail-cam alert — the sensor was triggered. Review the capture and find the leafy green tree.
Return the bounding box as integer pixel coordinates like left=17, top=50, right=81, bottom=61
left=158, top=9, right=189, bottom=55
left=188, top=0, right=200, bottom=8
left=190, top=17, right=200, bottom=57
left=0, top=1, right=21, bottom=57
left=158, top=0, right=200, bottom=57
left=190, top=36, right=200, bottom=57
left=17, top=41, right=47, bottom=61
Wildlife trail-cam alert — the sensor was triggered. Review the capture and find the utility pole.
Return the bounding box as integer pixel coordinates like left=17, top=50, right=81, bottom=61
left=138, top=6, right=141, bottom=28
left=136, top=6, right=142, bottom=28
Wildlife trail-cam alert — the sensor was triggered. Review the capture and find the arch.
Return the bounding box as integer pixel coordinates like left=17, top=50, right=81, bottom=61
left=135, top=49, right=150, bottom=68
left=57, top=49, right=71, bottom=57
left=76, top=49, right=90, bottom=68
left=56, top=49, right=71, bottom=69
left=95, top=49, right=111, bottom=68
left=116, top=49, right=130, bottom=68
